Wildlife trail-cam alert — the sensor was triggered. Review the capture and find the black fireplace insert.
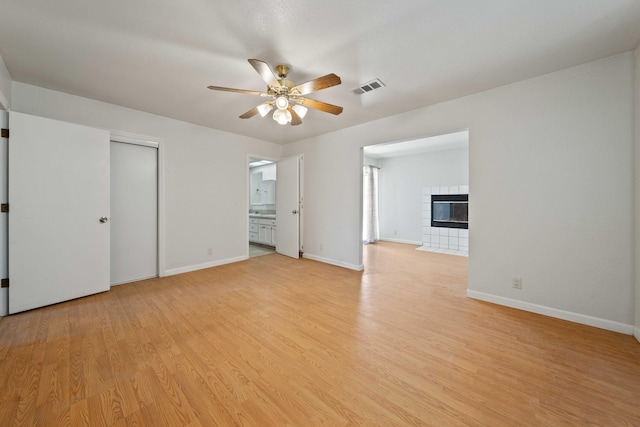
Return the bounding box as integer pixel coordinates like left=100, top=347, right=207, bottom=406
left=431, top=194, right=468, bottom=229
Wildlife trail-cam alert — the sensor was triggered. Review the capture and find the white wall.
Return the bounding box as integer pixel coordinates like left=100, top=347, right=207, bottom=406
left=11, top=82, right=283, bottom=275
left=0, top=53, right=11, bottom=109
left=377, top=148, right=468, bottom=243
left=284, top=52, right=635, bottom=332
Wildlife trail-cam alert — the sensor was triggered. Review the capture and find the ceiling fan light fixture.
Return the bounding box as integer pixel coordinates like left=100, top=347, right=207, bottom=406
left=257, top=103, right=273, bottom=117
left=208, top=59, right=343, bottom=126
left=273, top=108, right=291, bottom=125
left=292, top=104, right=308, bottom=118
left=275, top=96, right=289, bottom=110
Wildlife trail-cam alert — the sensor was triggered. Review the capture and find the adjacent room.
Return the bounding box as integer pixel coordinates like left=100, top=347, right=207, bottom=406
left=363, top=131, right=469, bottom=256
left=0, top=1, right=639, bottom=425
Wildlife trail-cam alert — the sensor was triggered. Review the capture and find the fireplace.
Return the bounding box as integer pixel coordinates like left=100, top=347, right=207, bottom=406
left=431, top=194, right=468, bottom=229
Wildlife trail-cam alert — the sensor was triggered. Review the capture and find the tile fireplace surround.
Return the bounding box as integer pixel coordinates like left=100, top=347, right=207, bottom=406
left=418, top=185, right=469, bottom=257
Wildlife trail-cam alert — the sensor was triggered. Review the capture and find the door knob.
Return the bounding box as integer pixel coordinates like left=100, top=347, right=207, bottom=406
left=292, top=210, right=298, bottom=214
left=99, top=217, right=109, bottom=223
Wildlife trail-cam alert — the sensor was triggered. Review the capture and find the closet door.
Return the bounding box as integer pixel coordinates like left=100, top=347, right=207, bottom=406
left=110, top=141, right=158, bottom=285
left=8, top=112, right=110, bottom=313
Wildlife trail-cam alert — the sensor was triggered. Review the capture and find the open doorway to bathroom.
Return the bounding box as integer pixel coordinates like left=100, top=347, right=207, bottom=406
left=248, top=157, right=277, bottom=258
left=362, top=130, right=469, bottom=257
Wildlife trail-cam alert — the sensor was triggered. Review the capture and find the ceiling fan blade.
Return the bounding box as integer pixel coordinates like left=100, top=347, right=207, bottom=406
left=297, top=97, right=343, bottom=115
left=292, top=74, right=341, bottom=96
left=248, top=59, right=282, bottom=89
left=288, top=107, right=302, bottom=126
left=207, top=85, right=269, bottom=96
left=240, top=107, right=259, bottom=119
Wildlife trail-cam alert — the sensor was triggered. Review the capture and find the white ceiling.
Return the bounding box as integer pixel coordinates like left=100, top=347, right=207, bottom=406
left=1, top=1, right=640, bottom=144
left=364, top=131, right=469, bottom=159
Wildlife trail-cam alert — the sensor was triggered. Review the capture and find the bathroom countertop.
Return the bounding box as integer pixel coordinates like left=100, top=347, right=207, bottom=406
left=249, top=213, right=276, bottom=219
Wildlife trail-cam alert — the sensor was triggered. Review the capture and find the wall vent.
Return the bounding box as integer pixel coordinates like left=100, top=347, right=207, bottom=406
left=353, top=78, right=385, bottom=95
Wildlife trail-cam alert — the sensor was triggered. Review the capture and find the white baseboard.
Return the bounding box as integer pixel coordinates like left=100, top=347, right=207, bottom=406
left=635, top=327, right=640, bottom=344
left=164, top=255, right=248, bottom=277
left=302, top=253, right=364, bottom=271
left=467, top=290, right=635, bottom=335
left=380, top=238, right=422, bottom=245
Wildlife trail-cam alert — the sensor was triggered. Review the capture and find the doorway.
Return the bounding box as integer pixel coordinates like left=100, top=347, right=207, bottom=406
left=248, top=156, right=277, bottom=258
left=362, top=130, right=470, bottom=256
left=247, top=154, right=304, bottom=259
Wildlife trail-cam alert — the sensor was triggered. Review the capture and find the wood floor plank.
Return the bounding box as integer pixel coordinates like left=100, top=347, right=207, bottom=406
left=0, top=241, right=639, bottom=426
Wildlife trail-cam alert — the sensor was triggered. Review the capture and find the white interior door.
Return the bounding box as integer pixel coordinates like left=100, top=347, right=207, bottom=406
left=110, top=141, right=158, bottom=285
left=276, top=155, right=300, bottom=259
left=0, top=110, right=8, bottom=316
left=8, top=112, right=110, bottom=314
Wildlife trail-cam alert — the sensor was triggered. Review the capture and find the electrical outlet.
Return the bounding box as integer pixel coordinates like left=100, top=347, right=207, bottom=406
left=512, top=278, right=522, bottom=289
left=393, top=230, right=398, bottom=236
left=207, top=248, right=212, bottom=256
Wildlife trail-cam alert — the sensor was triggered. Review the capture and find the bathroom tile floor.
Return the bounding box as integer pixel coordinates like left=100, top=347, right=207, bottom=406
left=249, top=243, right=276, bottom=258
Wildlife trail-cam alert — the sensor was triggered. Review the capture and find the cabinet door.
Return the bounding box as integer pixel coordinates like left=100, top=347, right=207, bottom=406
left=260, top=180, right=276, bottom=204
left=270, top=226, right=277, bottom=245
left=250, top=172, right=262, bottom=204
left=258, top=225, right=268, bottom=243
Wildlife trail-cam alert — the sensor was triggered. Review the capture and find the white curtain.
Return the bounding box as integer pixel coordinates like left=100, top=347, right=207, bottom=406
left=362, top=165, right=380, bottom=244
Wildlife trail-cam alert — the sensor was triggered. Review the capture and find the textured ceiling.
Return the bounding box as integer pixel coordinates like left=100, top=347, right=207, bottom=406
left=1, top=0, right=640, bottom=144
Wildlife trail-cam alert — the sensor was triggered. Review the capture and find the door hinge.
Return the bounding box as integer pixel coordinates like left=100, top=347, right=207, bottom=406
left=1, top=278, right=8, bottom=288
left=0, top=204, right=7, bottom=213
left=1, top=128, right=8, bottom=138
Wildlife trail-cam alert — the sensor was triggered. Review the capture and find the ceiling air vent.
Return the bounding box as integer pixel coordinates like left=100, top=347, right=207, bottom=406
left=353, top=78, right=385, bottom=95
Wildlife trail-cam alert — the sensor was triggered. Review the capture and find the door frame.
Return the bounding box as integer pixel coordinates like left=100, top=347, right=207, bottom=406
left=246, top=153, right=304, bottom=257
left=111, top=131, right=165, bottom=278
left=0, top=110, right=8, bottom=315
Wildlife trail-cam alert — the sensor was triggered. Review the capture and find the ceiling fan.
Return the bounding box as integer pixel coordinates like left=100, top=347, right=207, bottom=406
left=207, top=59, right=343, bottom=126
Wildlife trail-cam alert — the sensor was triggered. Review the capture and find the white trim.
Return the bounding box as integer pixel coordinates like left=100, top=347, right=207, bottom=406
left=164, top=255, right=248, bottom=277
left=303, top=253, right=364, bottom=271
left=634, top=326, right=640, bottom=343
left=110, top=132, right=159, bottom=148
left=380, top=238, right=422, bottom=245
left=156, top=137, right=166, bottom=277
left=467, top=290, right=635, bottom=335
left=110, top=130, right=166, bottom=279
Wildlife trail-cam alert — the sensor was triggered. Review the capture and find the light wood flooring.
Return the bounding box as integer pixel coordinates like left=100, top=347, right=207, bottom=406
left=0, top=241, right=639, bottom=426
